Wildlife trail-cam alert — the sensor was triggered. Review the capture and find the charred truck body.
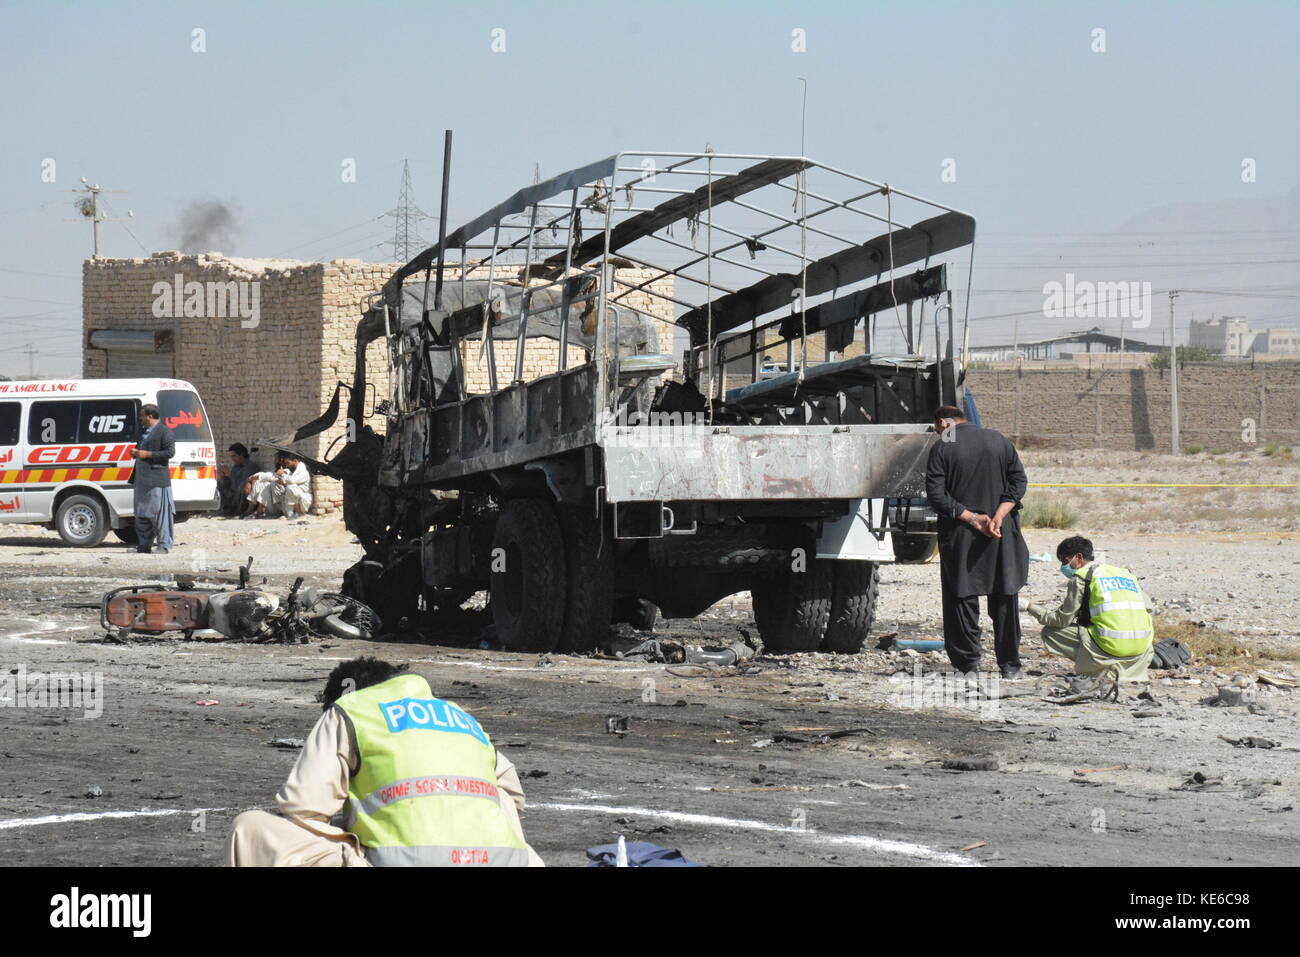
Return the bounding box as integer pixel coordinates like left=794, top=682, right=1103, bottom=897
left=294, top=151, right=977, bottom=653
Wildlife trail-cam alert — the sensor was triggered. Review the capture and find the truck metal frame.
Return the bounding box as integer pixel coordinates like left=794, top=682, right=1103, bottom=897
left=294, top=151, right=976, bottom=653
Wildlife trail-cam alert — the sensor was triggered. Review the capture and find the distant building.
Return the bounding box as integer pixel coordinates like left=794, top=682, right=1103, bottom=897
left=969, top=327, right=1159, bottom=362
left=1189, top=316, right=1255, bottom=356
left=1189, top=316, right=1300, bottom=357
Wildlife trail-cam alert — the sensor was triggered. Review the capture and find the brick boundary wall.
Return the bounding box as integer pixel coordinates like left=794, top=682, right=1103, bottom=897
left=966, top=362, right=1300, bottom=451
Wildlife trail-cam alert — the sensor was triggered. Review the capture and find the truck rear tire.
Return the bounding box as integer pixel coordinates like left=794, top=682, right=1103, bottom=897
left=56, top=494, right=109, bottom=548
left=752, top=560, right=833, bottom=653
left=556, top=504, right=614, bottom=653
left=822, top=560, right=880, bottom=654
left=490, top=499, right=566, bottom=652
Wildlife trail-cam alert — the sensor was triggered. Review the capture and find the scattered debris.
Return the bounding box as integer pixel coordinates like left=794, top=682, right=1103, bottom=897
left=195, top=699, right=219, bottom=707
left=1175, top=771, right=1228, bottom=792
left=1219, top=736, right=1281, bottom=750
left=828, top=780, right=910, bottom=791
left=960, top=841, right=988, bottom=852
left=606, top=636, right=684, bottom=663
left=1045, top=670, right=1120, bottom=704
left=605, top=715, right=631, bottom=736
left=770, top=727, right=876, bottom=745
left=1257, top=670, right=1299, bottom=689
left=267, top=737, right=305, bottom=749
left=1073, top=765, right=1124, bottom=775
left=84, top=785, right=103, bottom=799
left=941, top=755, right=999, bottom=772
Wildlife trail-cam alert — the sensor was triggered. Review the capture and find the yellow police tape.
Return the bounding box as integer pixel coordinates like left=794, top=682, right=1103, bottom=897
left=1028, top=483, right=1300, bottom=488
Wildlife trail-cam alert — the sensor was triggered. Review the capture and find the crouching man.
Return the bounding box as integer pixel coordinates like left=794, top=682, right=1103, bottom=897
left=226, top=657, right=543, bottom=866
left=1020, top=535, right=1155, bottom=682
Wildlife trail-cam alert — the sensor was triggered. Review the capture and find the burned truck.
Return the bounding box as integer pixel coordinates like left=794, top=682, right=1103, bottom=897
left=295, top=151, right=977, bottom=653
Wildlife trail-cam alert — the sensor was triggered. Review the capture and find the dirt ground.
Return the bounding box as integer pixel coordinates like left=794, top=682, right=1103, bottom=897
left=1, top=448, right=1297, bottom=867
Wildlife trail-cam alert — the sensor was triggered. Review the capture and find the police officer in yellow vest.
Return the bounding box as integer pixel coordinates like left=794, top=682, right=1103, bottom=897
left=1020, top=536, right=1155, bottom=682
left=226, top=657, right=543, bottom=866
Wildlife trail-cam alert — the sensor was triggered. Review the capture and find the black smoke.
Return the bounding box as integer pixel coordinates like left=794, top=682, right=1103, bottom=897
left=176, top=201, right=239, bottom=253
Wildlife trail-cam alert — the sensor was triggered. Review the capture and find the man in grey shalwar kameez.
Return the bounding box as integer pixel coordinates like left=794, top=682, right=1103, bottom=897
left=131, top=404, right=176, bottom=554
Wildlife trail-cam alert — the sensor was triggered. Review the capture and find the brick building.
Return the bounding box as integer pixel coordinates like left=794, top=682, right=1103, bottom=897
left=82, top=252, right=674, bottom=509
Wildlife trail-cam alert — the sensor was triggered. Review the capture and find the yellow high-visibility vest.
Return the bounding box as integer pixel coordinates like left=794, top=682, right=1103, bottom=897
left=334, top=673, right=528, bottom=866
left=1073, top=562, right=1154, bottom=659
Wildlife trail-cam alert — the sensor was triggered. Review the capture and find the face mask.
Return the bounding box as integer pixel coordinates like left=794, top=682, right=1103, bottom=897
left=1060, top=563, right=1075, bottom=579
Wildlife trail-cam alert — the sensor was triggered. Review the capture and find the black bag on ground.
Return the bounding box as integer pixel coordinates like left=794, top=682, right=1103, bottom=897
left=1152, top=637, right=1193, bottom=670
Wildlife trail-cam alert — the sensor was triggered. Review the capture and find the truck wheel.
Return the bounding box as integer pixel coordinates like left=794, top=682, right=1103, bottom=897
left=556, top=504, right=614, bottom=653
left=893, top=533, right=938, bottom=564
left=752, top=560, right=833, bottom=653
left=113, top=524, right=139, bottom=545
left=490, top=499, right=566, bottom=652
left=822, top=561, right=880, bottom=654
left=56, top=494, right=109, bottom=547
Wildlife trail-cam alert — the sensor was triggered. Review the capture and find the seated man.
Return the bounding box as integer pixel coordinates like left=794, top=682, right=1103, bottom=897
left=1021, top=535, right=1155, bottom=682
left=242, top=452, right=285, bottom=519
left=217, top=443, right=257, bottom=516
left=257, top=451, right=312, bottom=518
left=226, top=656, right=543, bottom=866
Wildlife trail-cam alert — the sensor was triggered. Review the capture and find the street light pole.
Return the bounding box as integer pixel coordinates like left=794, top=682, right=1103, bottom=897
left=1169, top=289, right=1181, bottom=455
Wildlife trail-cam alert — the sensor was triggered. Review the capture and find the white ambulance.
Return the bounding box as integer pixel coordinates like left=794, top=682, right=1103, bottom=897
left=0, top=378, right=218, bottom=546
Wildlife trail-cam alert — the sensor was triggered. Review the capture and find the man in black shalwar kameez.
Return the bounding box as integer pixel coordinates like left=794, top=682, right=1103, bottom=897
left=924, top=405, right=1031, bottom=678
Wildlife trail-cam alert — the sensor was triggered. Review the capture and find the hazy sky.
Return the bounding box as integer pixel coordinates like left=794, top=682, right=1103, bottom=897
left=2, top=0, right=1297, bottom=376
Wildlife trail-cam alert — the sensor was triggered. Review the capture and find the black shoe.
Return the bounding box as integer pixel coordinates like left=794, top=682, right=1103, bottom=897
left=999, top=665, right=1025, bottom=680
left=136, top=547, right=151, bottom=554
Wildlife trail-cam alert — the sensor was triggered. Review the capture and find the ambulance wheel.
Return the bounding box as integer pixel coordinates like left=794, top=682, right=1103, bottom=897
left=56, top=494, right=109, bottom=548
left=821, top=560, right=879, bottom=654
left=752, top=559, right=833, bottom=653
left=113, top=524, right=139, bottom=545
left=490, top=498, right=566, bottom=652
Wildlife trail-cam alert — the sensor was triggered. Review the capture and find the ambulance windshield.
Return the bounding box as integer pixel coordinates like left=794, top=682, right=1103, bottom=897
left=158, top=389, right=212, bottom=441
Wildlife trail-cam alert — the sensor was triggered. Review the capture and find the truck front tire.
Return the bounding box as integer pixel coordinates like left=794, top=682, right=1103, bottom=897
left=490, top=499, right=567, bottom=652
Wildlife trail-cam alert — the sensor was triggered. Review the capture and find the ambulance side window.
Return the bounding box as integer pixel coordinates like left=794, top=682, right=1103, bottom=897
left=27, top=401, right=80, bottom=445
left=79, top=400, right=138, bottom=442
left=0, top=402, right=19, bottom=446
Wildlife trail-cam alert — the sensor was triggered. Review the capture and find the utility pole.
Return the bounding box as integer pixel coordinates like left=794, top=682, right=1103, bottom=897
left=68, top=179, right=130, bottom=259
left=23, top=345, right=37, bottom=379
left=1168, top=289, right=1181, bottom=455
